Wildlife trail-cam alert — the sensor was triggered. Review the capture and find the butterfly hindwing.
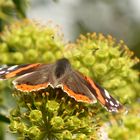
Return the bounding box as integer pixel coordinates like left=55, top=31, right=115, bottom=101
left=58, top=71, right=97, bottom=104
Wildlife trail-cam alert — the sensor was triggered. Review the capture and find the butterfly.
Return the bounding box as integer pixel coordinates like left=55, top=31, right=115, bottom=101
left=0, top=58, right=122, bottom=112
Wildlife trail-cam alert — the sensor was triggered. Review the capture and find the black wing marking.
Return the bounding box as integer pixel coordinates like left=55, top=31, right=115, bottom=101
left=94, top=83, right=122, bottom=112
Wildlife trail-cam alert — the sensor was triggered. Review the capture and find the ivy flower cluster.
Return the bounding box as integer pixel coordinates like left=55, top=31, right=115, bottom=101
left=0, top=20, right=139, bottom=140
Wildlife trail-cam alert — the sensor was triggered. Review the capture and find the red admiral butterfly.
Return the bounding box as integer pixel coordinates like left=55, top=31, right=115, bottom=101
left=0, top=58, right=122, bottom=112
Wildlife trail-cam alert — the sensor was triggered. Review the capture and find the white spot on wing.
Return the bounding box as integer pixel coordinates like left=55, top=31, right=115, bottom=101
left=7, top=65, right=18, bottom=71
left=110, top=101, right=114, bottom=106
left=105, top=99, right=109, bottom=102
left=0, top=71, right=5, bottom=74
left=116, top=100, right=120, bottom=104
left=104, top=89, right=111, bottom=99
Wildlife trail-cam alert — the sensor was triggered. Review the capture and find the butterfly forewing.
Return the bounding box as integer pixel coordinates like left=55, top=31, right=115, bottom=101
left=0, top=63, right=43, bottom=80
left=12, top=64, right=53, bottom=92
left=81, top=74, right=123, bottom=112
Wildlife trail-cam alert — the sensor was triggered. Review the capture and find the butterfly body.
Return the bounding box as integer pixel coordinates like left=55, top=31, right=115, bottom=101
left=0, top=58, right=123, bottom=112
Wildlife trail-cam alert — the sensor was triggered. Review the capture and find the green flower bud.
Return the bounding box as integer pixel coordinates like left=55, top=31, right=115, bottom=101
left=21, top=38, right=32, bottom=48
left=11, top=36, right=20, bottom=45
left=120, top=66, right=129, bottom=77
left=50, top=116, right=64, bottom=128
left=80, top=118, right=89, bottom=129
left=128, top=70, right=138, bottom=82
left=79, top=67, right=90, bottom=76
left=42, top=51, right=55, bottom=62
left=17, top=123, right=27, bottom=134
left=110, top=58, right=125, bottom=70
left=110, top=59, right=121, bottom=70
left=25, top=49, right=38, bottom=62
left=62, top=130, right=72, bottom=140
left=75, top=133, right=87, bottom=140
left=9, top=121, right=19, bottom=132
left=29, top=110, right=42, bottom=122
left=66, top=116, right=81, bottom=129
left=34, top=101, right=42, bottom=108
left=36, top=37, right=47, bottom=51
left=83, top=55, right=95, bottom=66
left=110, top=78, right=121, bottom=88
left=46, top=100, right=59, bottom=112
left=93, top=64, right=107, bottom=76
left=64, top=45, right=79, bottom=58
left=0, top=53, right=9, bottom=64
left=12, top=52, right=24, bottom=64
left=0, top=43, right=8, bottom=52
left=87, top=42, right=99, bottom=50
left=96, top=49, right=108, bottom=58
left=55, top=51, right=62, bottom=59
left=109, top=47, right=120, bottom=57
left=64, top=51, right=73, bottom=58
left=72, top=60, right=81, bottom=69
left=104, top=78, right=121, bottom=89
left=28, top=126, right=41, bottom=139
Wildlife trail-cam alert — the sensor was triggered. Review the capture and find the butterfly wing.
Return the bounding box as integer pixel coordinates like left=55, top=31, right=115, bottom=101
left=12, top=64, right=53, bottom=92
left=93, top=83, right=122, bottom=112
left=59, top=71, right=122, bottom=112
left=0, top=63, right=43, bottom=80
left=77, top=72, right=123, bottom=112
left=57, top=71, right=97, bottom=104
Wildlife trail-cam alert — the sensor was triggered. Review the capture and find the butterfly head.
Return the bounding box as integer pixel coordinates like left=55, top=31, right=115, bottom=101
left=54, top=58, right=71, bottom=78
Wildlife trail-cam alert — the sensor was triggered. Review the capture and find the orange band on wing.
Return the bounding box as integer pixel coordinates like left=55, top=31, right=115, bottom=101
left=63, top=85, right=92, bottom=103
left=6, top=64, right=41, bottom=78
left=85, top=76, right=106, bottom=105
left=15, top=83, right=49, bottom=92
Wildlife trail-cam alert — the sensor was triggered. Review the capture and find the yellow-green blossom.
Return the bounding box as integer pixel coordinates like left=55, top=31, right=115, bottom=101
left=0, top=20, right=139, bottom=140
